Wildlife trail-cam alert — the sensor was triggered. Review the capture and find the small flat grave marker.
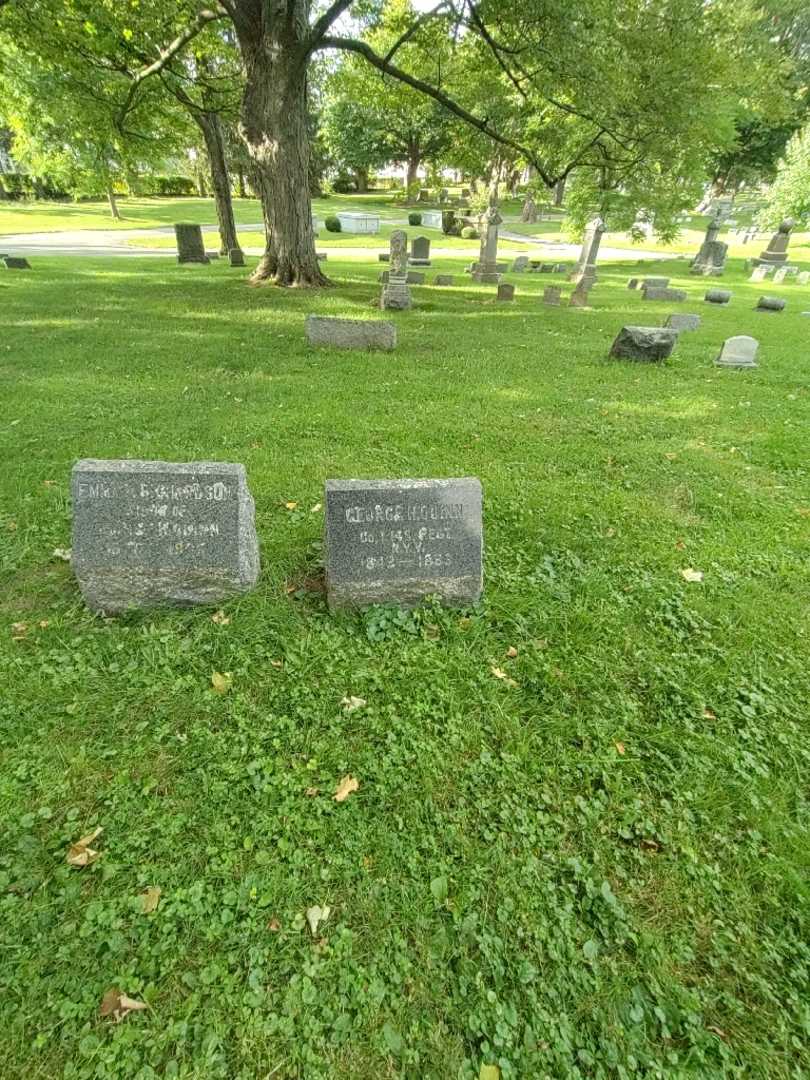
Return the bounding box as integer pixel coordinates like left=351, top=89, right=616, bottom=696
left=71, top=459, right=259, bottom=614
left=434, top=274, right=454, bottom=286
left=325, top=477, right=483, bottom=610
left=543, top=286, right=562, bottom=306
left=497, top=283, right=515, bottom=301
left=644, top=287, right=687, bottom=302
left=3, top=256, right=31, bottom=269
left=306, top=315, right=396, bottom=351
left=705, top=289, right=732, bottom=305
left=609, top=326, right=679, bottom=363
left=755, top=296, right=785, bottom=312
left=665, top=313, right=701, bottom=331
left=228, top=248, right=245, bottom=267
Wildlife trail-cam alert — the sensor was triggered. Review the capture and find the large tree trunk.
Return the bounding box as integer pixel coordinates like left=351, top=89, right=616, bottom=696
left=194, top=111, right=240, bottom=256
left=107, top=188, right=121, bottom=220
left=554, top=177, right=566, bottom=207
left=354, top=167, right=369, bottom=193
left=0, top=174, right=8, bottom=201
left=235, top=20, right=326, bottom=288
left=405, top=145, right=420, bottom=192
left=236, top=166, right=247, bottom=199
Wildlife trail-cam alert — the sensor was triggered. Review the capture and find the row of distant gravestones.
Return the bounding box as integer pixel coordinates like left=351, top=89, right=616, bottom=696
left=70, top=463, right=483, bottom=618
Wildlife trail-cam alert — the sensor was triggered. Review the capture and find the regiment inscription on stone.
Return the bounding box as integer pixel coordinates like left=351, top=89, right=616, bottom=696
left=325, top=478, right=483, bottom=609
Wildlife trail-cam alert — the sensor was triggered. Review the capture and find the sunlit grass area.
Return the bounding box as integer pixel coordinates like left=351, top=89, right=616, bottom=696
left=2, top=253, right=809, bottom=1079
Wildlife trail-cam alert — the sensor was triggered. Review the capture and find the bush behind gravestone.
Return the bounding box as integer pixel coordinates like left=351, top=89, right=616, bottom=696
left=408, top=212, right=423, bottom=226
left=461, top=226, right=479, bottom=240
left=324, top=215, right=342, bottom=233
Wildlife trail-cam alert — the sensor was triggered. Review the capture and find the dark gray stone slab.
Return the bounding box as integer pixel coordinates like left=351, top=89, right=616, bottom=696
left=325, top=477, right=483, bottom=610
left=228, top=248, right=245, bottom=267
left=626, top=278, right=639, bottom=289
left=4, top=256, right=31, bottom=269
left=609, top=326, right=678, bottom=362
left=407, top=271, right=425, bottom=284
left=434, top=274, right=454, bottom=286
left=174, top=223, right=209, bottom=264
left=411, top=236, right=431, bottom=260
left=512, top=256, right=529, bottom=272
left=378, top=253, right=390, bottom=262
left=543, top=286, right=562, bottom=305
left=643, top=287, right=687, bottom=302
left=71, top=459, right=259, bottom=614
left=756, top=296, right=786, bottom=312
left=306, top=315, right=396, bottom=350
left=705, top=289, right=732, bottom=304
left=497, top=283, right=515, bottom=301
left=665, top=313, right=701, bottom=331
left=642, top=277, right=669, bottom=289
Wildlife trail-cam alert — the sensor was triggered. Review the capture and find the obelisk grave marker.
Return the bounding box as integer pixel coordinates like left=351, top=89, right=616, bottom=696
left=324, top=478, right=483, bottom=609
left=71, top=460, right=260, bottom=613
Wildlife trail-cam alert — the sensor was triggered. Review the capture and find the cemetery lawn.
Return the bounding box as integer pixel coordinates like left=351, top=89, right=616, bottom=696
left=2, top=254, right=810, bottom=1080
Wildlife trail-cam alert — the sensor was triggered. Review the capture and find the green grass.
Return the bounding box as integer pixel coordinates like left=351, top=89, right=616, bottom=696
left=2, top=253, right=810, bottom=1080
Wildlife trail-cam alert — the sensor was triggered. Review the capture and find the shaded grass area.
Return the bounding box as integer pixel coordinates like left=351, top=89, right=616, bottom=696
left=1, top=254, right=810, bottom=1079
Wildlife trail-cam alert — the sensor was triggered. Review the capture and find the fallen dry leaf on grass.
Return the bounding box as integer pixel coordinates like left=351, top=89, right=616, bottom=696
left=505, top=646, right=518, bottom=659
left=306, top=905, right=330, bottom=936
left=310, top=503, right=322, bottom=513
left=141, top=886, right=161, bottom=914
left=67, top=826, right=103, bottom=868
left=615, top=742, right=626, bottom=755
left=675, top=539, right=686, bottom=551
left=99, top=988, right=148, bottom=1022
left=211, top=671, right=233, bottom=694
left=333, top=775, right=359, bottom=802
left=305, top=787, right=319, bottom=797
left=211, top=610, right=230, bottom=626
left=341, top=695, right=366, bottom=713
left=479, top=1065, right=501, bottom=1080
left=490, top=666, right=518, bottom=687
left=680, top=568, right=704, bottom=583
left=270, top=659, right=283, bottom=669
left=38, top=620, right=50, bottom=629
left=52, top=547, right=71, bottom=561
left=703, top=707, right=717, bottom=720
left=268, top=918, right=281, bottom=932
left=11, top=622, right=28, bottom=640
left=284, top=501, right=298, bottom=511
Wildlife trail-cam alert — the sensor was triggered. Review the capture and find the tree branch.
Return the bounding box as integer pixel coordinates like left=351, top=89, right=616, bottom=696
left=116, top=6, right=227, bottom=129
left=381, top=2, right=451, bottom=64
left=317, top=35, right=558, bottom=185
left=308, top=0, right=356, bottom=51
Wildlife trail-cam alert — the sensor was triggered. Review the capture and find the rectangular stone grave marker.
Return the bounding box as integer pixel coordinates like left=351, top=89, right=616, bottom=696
left=665, top=313, right=701, bottom=331
left=3, top=256, right=31, bottom=269
left=627, top=278, right=639, bottom=289
left=410, top=236, right=431, bottom=266
left=306, top=315, right=396, bottom=351
left=642, top=277, right=670, bottom=289
left=705, top=289, right=732, bottom=305
left=497, top=283, right=515, bottom=301
left=434, top=274, right=454, bottom=286
left=773, top=267, right=788, bottom=284
left=512, top=256, right=529, bottom=272
left=643, top=287, right=687, bottom=302
left=71, top=460, right=259, bottom=614
left=749, top=266, right=770, bottom=282
left=325, top=478, right=483, bottom=610
left=715, top=335, right=758, bottom=368
left=543, top=286, right=562, bottom=305
left=755, top=296, right=786, bottom=313
left=174, top=223, right=209, bottom=265
left=798, top=271, right=810, bottom=285
left=609, top=326, right=678, bottom=362
left=228, top=248, right=245, bottom=267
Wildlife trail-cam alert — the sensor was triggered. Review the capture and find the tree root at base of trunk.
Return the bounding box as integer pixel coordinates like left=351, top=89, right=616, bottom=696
left=248, top=259, right=331, bottom=288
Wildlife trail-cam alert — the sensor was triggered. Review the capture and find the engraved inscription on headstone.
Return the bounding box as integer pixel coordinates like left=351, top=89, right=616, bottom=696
left=71, top=460, right=259, bottom=613
left=324, top=478, right=483, bottom=610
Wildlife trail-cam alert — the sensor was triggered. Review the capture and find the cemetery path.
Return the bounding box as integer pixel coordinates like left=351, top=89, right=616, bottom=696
left=0, top=220, right=668, bottom=262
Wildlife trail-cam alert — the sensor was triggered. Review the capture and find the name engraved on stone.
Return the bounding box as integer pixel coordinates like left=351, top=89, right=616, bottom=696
left=325, top=478, right=483, bottom=609
left=71, top=459, right=259, bottom=613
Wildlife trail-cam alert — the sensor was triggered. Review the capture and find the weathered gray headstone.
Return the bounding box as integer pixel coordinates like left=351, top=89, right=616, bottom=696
left=749, top=265, right=771, bottom=282
left=553, top=263, right=568, bottom=273
left=642, top=277, right=670, bottom=289
left=497, top=283, right=515, bottom=301
left=715, top=335, right=758, bottom=368
left=381, top=229, right=412, bottom=311
left=410, top=235, right=431, bottom=266
left=174, top=223, right=209, bottom=265
left=434, top=274, right=454, bottom=286
left=512, top=256, right=529, bottom=272
left=71, top=460, right=259, bottom=614
left=755, top=218, right=794, bottom=266
left=472, top=199, right=503, bottom=284
left=539, top=263, right=555, bottom=273
left=324, top=478, right=483, bottom=610
left=690, top=210, right=728, bottom=276
left=378, top=253, right=390, bottom=262
left=705, top=289, right=732, bottom=305
left=543, top=286, right=562, bottom=306
left=569, top=281, right=591, bottom=307
left=798, top=271, right=810, bottom=285
left=627, top=278, right=639, bottom=289
left=569, top=216, right=605, bottom=288
left=784, top=266, right=799, bottom=277
left=407, top=271, right=425, bottom=284
left=228, top=248, right=245, bottom=267
left=609, top=326, right=679, bottom=362
left=3, top=256, right=31, bottom=270
left=306, top=315, right=396, bottom=351
left=643, top=287, right=687, bottom=302
left=773, top=267, right=788, bottom=284
left=755, top=296, right=786, bottom=312
left=666, top=313, right=701, bottom=331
